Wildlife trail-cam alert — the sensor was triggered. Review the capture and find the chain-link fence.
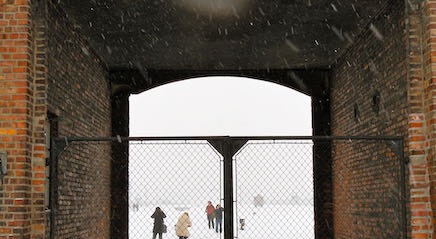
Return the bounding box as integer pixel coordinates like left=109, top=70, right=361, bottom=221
left=50, top=136, right=406, bottom=239
left=129, top=140, right=224, bottom=239
left=233, top=140, right=315, bottom=239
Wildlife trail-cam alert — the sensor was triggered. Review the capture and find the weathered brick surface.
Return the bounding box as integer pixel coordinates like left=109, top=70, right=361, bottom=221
left=31, top=4, right=49, bottom=239
left=45, top=1, right=111, bottom=239
left=331, top=1, right=409, bottom=238
left=1, top=0, right=111, bottom=238
left=418, top=1, right=436, bottom=238
left=407, top=1, right=433, bottom=238
left=0, top=0, right=34, bottom=238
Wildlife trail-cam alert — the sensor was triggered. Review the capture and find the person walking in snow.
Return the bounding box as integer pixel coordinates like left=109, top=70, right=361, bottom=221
left=205, top=201, right=215, bottom=229
left=151, top=207, right=167, bottom=239
left=214, top=204, right=224, bottom=233
left=175, top=212, right=192, bottom=239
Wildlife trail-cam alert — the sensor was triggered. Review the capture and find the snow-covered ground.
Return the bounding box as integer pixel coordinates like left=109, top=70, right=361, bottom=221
left=130, top=204, right=223, bottom=239
left=235, top=204, right=314, bottom=238
left=129, top=204, right=314, bottom=239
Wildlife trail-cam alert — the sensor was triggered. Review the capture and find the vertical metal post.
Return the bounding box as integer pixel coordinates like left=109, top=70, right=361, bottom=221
left=223, top=138, right=234, bottom=239
left=208, top=137, right=245, bottom=239
left=311, top=72, right=333, bottom=239
left=110, top=93, right=130, bottom=239
left=49, top=138, right=60, bottom=239
left=399, top=139, right=408, bottom=239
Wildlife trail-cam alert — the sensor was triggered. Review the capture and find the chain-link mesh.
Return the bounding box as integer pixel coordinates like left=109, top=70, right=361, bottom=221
left=51, top=137, right=406, bottom=239
left=129, top=140, right=223, bottom=239
left=233, top=140, right=314, bottom=239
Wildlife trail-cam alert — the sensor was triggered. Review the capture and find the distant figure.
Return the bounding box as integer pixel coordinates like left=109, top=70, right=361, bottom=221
left=132, top=203, right=139, bottom=212
left=253, top=194, right=265, bottom=207
left=205, top=201, right=215, bottom=229
left=239, top=218, right=245, bottom=230
left=214, top=204, right=224, bottom=233
left=151, top=207, right=167, bottom=239
left=175, top=212, right=192, bottom=239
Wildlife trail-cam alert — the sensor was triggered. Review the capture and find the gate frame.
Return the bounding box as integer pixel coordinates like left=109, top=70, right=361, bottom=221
left=50, top=135, right=406, bottom=239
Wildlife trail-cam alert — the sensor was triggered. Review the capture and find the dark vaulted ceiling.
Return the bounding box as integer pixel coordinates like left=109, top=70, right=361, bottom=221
left=59, top=0, right=387, bottom=71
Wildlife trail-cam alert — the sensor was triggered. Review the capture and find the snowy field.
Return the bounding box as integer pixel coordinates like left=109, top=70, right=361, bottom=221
left=129, top=204, right=314, bottom=239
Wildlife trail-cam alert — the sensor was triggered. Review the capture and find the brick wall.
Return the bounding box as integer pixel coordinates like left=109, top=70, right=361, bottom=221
left=31, top=1, right=49, bottom=238
left=1, top=0, right=111, bottom=238
left=330, top=1, right=409, bottom=238
left=0, top=0, right=34, bottom=238
left=410, top=1, right=436, bottom=238
left=45, top=1, right=111, bottom=239
left=407, top=1, right=431, bottom=238
left=424, top=0, right=436, bottom=236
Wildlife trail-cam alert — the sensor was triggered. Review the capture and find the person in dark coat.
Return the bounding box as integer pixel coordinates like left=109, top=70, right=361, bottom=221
left=151, top=207, right=166, bottom=239
left=214, top=204, right=224, bottom=233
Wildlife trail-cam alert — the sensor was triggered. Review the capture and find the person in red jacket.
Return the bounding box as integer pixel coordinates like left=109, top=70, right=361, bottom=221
left=205, top=201, right=215, bottom=229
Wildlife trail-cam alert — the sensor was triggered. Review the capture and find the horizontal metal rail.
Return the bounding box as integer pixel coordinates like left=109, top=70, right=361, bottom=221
left=53, top=135, right=404, bottom=142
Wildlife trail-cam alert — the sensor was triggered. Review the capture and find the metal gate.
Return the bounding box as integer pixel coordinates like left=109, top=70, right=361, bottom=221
left=50, top=136, right=407, bottom=239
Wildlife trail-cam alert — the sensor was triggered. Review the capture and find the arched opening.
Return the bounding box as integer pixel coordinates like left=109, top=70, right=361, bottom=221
left=129, top=76, right=312, bottom=136
left=127, top=76, right=314, bottom=239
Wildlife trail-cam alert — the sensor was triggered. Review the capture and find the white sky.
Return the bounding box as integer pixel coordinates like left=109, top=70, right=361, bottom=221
left=129, top=76, right=312, bottom=136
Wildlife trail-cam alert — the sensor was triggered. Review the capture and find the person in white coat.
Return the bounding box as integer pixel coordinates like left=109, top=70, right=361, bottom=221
left=175, top=212, right=192, bottom=239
